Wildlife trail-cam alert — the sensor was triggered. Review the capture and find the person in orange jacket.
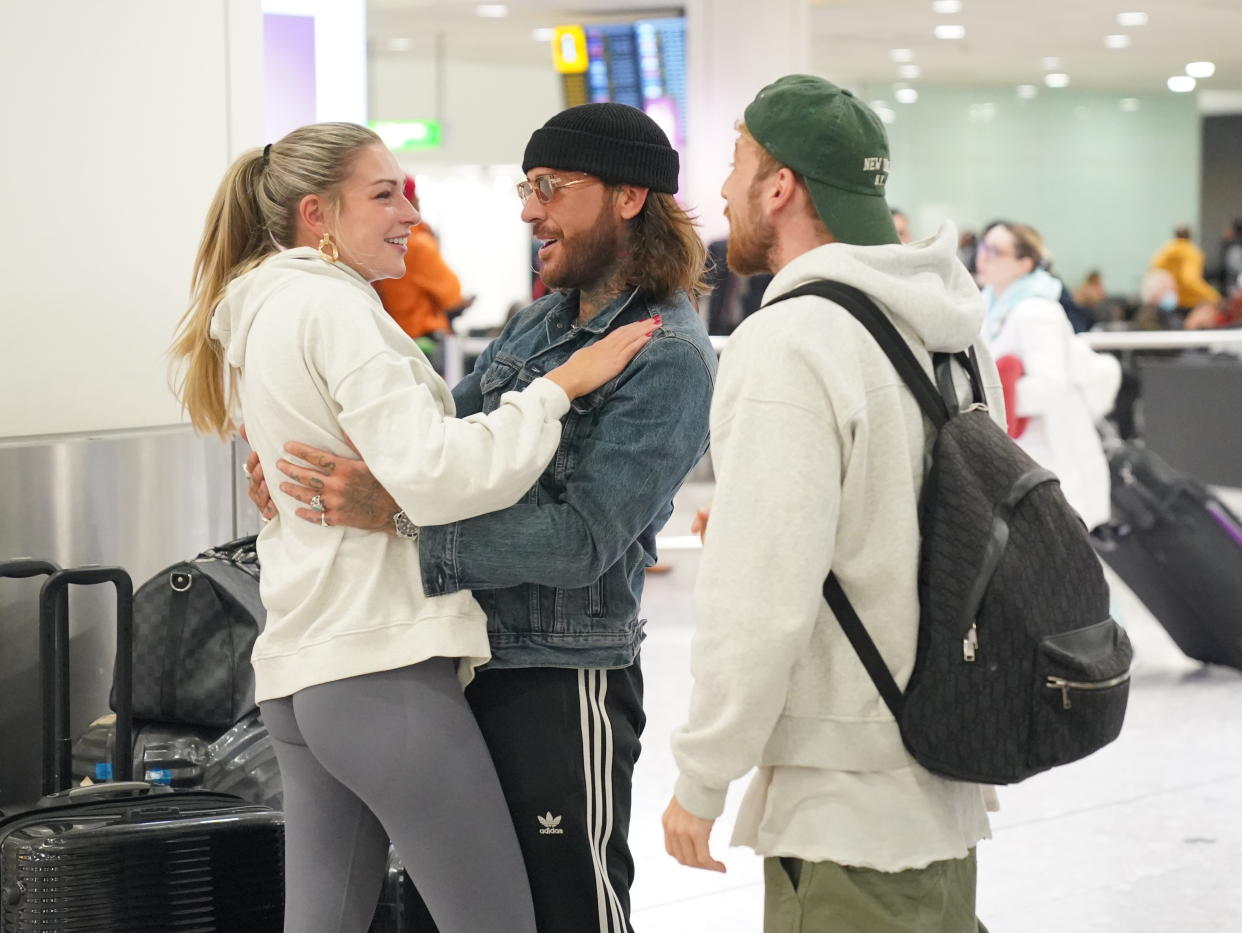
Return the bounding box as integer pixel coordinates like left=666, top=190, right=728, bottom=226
left=373, top=177, right=465, bottom=341
left=1150, top=225, right=1221, bottom=312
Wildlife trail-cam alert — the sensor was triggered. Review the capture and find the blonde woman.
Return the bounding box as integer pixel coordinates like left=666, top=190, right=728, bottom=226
left=976, top=222, right=1116, bottom=530
left=170, top=122, right=654, bottom=933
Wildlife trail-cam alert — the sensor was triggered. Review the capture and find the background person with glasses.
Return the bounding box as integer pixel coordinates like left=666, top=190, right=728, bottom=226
left=249, top=102, right=717, bottom=933
left=976, top=221, right=1115, bottom=530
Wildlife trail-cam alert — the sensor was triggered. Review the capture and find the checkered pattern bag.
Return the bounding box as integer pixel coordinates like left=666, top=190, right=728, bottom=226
left=114, top=537, right=265, bottom=728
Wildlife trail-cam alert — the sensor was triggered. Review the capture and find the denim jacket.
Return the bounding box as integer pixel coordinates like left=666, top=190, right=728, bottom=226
left=418, top=286, right=716, bottom=668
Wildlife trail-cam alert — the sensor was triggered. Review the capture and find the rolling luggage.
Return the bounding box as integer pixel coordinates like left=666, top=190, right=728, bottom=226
left=0, top=564, right=285, bottom=932
left=72, top=710, right=283, bottom=808
left=70, top=712, right=427, bottom=932
left=1093, top=442, right=1242, bottom=670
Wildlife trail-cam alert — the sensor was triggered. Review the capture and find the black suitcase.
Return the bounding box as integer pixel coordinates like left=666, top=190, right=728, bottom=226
left=1093, top=443, right=1242, bottom=670
left=0, top=564, right=285, bottom=932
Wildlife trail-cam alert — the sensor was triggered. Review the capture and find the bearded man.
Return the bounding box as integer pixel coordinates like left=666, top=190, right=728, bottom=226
left=250, top=103, right=716, bottom=933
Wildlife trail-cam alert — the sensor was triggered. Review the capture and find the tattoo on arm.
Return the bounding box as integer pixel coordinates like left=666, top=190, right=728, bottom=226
left=341, top=473, right=385, bottom=525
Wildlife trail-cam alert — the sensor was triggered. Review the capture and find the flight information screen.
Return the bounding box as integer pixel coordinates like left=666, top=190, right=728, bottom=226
left=557, top=17, right=686, bottom=153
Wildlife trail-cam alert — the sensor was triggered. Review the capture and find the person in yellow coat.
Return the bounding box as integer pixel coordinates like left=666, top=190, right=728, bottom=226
left=373, top=177, right=466, bottom=342
left=1150, top=225, right=1220, bottom=312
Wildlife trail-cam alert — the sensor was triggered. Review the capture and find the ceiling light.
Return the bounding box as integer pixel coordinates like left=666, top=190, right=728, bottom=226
left=890, top=48, right=914, bottom=63
left=898, top=64, right=922, bottom=79
left=1017, top=84, right=1039, bottom=99
left=896, top=88, right=920, bottom=104
left=968, top=103, right=997, bottom=123
left=1120, top=98, right=1140, bottom=112
left=1104, top=35, right=1131, bottom=49
left=1167, top=75, right=1196, bottom=93
left=1186, top=61, right=1216, bottom=78
left=934, top=24, right=966, bottom=39
left=1041, top=56, right=1061, bottom=71
left=874, top=106, right=897, bottom=125
left=476, top=4, right=508, bottom=18
left=1045, top=73, right=1070, bottom=88
left=932, top=0, right=962, bottom=12
left=387, top=37, right=412, bottom=51
left=531, top=27, right=554, bottom=42
left=1117, top=11, right=1148, bottom=27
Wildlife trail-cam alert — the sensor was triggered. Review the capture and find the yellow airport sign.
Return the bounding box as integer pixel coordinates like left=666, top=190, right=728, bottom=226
left=552, top=25, right=588, bottom=74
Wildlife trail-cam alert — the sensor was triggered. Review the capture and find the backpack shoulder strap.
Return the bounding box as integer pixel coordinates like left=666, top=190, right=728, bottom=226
left=765, top=280, right=949, bottom=428
left=933, top=349, right=986, bottom=413
left=824, top=573, right=905, bottom=720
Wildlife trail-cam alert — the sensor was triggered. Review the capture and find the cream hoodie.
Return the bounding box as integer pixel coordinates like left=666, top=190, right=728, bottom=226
left=210, top=248, right=570, bottom=702
left=672, top=225, right=1003, bottom=869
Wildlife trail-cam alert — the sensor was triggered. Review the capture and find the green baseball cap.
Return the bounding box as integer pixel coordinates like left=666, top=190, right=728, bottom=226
left=743, top=74, right=900, bottom=247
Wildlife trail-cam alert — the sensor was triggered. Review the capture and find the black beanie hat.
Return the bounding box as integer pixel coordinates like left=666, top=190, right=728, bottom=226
left=522, top=103, right=679, bottom=194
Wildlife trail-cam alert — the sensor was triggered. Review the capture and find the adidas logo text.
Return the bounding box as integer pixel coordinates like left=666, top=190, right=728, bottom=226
left=537, top=811, right=564, bottom=835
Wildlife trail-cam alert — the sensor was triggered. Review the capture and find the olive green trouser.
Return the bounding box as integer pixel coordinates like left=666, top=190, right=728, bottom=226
left=764, top=849, right=988, bottom=933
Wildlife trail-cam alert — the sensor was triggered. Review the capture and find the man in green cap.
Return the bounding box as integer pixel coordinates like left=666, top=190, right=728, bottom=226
left=662, top=74, right=1002, bottom=931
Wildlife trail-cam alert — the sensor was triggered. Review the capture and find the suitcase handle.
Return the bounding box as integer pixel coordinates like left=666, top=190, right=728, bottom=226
left=39, top=567, right=134, bottom=796
left=2, top=559, right=68, bottom=797
left=0, top=558, right=62, bottom=579
left=63, top=781, right=170, bottom=801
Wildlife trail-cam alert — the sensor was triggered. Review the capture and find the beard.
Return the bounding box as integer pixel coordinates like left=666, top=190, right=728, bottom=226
left=726, top=182, right=776, bottom=276
left=538, top=204, right=623, bottom=292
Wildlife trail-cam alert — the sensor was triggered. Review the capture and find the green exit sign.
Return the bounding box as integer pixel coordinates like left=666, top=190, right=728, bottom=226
left=370, top=120, right=442, bottom=151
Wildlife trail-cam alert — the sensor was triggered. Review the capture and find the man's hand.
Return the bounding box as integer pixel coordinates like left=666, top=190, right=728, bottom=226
left=690, top=503, right=712, bottom=544
left=662, top=795, right=726, bottom=873
left=275, top=441, right=399, bottom=532
left=240, top=426, right=277, bottom=522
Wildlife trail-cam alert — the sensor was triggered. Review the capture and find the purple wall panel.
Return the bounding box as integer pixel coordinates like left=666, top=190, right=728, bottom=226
left=263, top=13, right=317, bottom=143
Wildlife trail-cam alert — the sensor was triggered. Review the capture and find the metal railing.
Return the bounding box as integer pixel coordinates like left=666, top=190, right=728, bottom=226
left=1080, top=330, right=1242, bottom=352
left=444, top=328, right=1242, bottom=384
left=441, top=327, right=1242, bottom=554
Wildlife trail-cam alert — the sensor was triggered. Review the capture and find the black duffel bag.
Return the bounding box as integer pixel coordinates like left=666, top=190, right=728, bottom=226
left=113, top=536, right=265, bottom=728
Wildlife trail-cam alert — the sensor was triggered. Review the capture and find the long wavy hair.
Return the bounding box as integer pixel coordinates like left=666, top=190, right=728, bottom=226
left=168, top=122, right=381, bottom=438
left=620, top=191, right=710, bottom=302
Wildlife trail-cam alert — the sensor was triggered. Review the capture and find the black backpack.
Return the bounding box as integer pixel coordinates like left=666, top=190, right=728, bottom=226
left=112, top=536, right=266, bottom=728
left=768, top=280, right=1132, bottom=785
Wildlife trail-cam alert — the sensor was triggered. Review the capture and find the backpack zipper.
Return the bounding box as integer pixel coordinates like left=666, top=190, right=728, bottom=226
left=963, top=624, right=978, bottom=662
left=1045, top=672, right=1131, bottom=710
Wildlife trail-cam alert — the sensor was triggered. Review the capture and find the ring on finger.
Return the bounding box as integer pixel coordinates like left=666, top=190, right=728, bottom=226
left=310, top=494, right=325, bottom=512
left=320, top=513, right=330, bottom=527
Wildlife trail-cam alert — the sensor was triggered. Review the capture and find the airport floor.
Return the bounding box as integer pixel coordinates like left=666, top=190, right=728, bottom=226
left=626, top=483, right=1242, bottom=933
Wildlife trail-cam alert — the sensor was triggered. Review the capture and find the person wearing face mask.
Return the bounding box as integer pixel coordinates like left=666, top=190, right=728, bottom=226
left=168, top=122, right=656, bottom=933
left=1151, top=225, right=1220, bottom=315
left=1135, top=268, right=1182, bottom=330
left=975, top=222, right=1115, bottom=530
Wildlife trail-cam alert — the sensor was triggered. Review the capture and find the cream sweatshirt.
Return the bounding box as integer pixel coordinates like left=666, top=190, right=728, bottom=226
left=210, top=248, right=569, bottom=702
left=671, top=225, right=1003, bottom=869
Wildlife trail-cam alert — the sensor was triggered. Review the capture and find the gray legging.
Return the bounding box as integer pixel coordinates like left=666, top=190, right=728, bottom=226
left=261, top=658, right=537, bottom=933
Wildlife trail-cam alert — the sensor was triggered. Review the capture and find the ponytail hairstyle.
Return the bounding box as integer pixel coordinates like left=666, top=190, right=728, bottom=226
left=169, top=122, right=382, bottom=437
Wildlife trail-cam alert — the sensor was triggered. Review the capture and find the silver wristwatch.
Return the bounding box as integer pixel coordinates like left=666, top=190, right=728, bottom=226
left=393, top=510, right=420, bottom=540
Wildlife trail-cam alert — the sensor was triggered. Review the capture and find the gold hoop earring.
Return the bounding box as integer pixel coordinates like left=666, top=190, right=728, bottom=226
left=318, top=232, right=339, bottom=264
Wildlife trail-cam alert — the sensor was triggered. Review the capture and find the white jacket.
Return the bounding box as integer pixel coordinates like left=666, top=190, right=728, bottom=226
left=987, top=296, right=1115, bottom=530
left=210, top=248, right=570, bottom=702
left=671, top=225, right=998, bottom=869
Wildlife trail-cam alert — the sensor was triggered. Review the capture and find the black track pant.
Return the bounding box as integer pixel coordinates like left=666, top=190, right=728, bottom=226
left=409, top=662, right=645, bottom=933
